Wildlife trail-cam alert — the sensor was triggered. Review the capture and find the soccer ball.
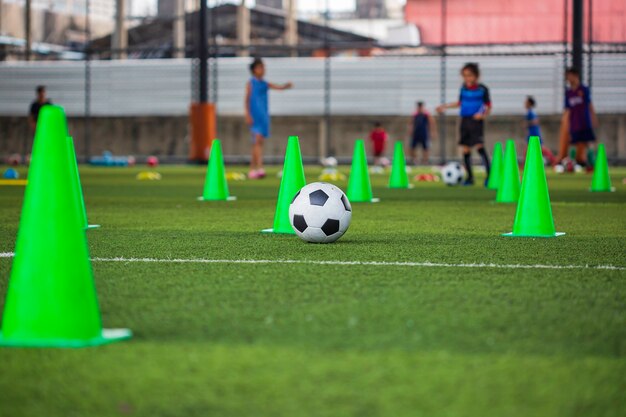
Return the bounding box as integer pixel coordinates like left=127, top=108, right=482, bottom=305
left=441, top=162, right=465, bottom=185
left=289, top=182, right=352, bottom=243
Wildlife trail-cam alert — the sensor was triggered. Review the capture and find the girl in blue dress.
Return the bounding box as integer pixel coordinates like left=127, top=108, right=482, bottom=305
left=245, top=58, right=293, bottom=179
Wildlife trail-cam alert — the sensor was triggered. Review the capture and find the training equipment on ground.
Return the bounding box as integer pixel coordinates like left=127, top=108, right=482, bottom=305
left=319, top=168, right=346, bottom=182
left=136, top=171, right=162, bottom=180
left=0, top=179, right=27, bottom=186
left=389, top=141, right=412, bottom=189
left=226, top=172, right=246, bottom=181
left=496, top=140, right=521, bottom=203
left=347, top=139, right=379, bottom=202
left=89, top=151, right=134, bottom=167
left=414, top=173, right=440, bottom=182
left=590, top=144, right=615, bottom=192
left=3, top=168, right=19, bottom=179
left=0, top=105, right=131, bottom=348
left=262, top=136, right=306, bottom=234
left=487, top=142, right=503, bottom=190
left=289, top=182, right=352, bottom=243
left=67, top=136, right=100, bottom=230
left=147, top=156, right=159, bottom=167
left=198, top=139, right=236, bottom=201
left=441, top=162, right=464, bottom=186
left=503, top=136, right=564, bottom=238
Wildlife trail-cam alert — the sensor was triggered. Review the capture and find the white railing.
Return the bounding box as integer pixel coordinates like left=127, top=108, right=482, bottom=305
left=1, top=55, right=625, bottom=117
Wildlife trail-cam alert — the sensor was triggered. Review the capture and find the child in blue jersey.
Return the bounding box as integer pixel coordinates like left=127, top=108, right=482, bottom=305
left=437, top=63, right=491, bottom=186
left=409, top=101, right=437, bottom=165
left=245, top=58, right=293, bottom=179
left=559, top=67, right=598, bottom=170
left=524, top=96, right=556, bottom=166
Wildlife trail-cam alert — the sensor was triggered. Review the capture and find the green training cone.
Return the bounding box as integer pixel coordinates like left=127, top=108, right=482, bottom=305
left=503, top=136, right=565, bottom=238
left=67, top=136, right=100, bottom=229
left=198, top=139, right=236, bottom=201
left=262, top=136, right=306, bottom=234
left=347, top=139, right=379, bottom=202
left=389, top=141, right=412, bottom=189
left=486, top=142, right=503, bottom=190
left=495, top=139, right=521, bottom=203
left=590, top=143, right=615, bottom=192
left=0, top=105, right=131, bottom=348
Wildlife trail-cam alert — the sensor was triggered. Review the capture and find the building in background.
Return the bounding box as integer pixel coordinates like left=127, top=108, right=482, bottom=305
left=356, top=0, right=387, bottom=18
left=91, top=3, right=376, bottom=59
left=157, top=0, right=196, bottom=17
left=0, top=0, right=116, bottom=60
left=1, top=0, right=115, bottom=19
left=384, top=0, right=403, bottom=19
left=256, top=0, right=283, bottom=11
left=404, top=0, right=626, bottom=45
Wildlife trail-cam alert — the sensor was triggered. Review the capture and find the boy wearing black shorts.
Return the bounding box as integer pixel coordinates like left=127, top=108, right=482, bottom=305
left=437, top=63, right=492, bottom=186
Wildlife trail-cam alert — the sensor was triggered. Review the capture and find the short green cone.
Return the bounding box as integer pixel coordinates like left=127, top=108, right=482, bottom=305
left=262, top=136, right=306, bottom=234
left=67, top=136, right=100, bottom=229
left=503, top=136, right=565, bottom=238
left=590, top=144, right=615, bottom=192
left=198, top=139, right=236, bottom=201
left=486, top=142, right=503, bottom=190
left=0, top=105, right=131, bottom=348
left=389, top=141, right=412, bottom=189
left=495, top=139, right=521, bottom=203
left=347, top=139, right=379, bottom=202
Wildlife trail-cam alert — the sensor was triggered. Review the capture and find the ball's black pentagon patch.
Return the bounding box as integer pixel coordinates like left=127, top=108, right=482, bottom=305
left=341, top=194, right=351, bottom=212
left=309, top=189, right=329, bottom=206
left=446, top=171, right=452, bottom=177
left=321, top=219, right=340, bottom=236
left=293, top=214, right=308, bottom=233
left=291, top=190, right=301, bottom=204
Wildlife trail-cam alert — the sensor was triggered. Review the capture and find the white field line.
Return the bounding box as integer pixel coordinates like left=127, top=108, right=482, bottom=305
left=0, top=252, right=624, bottom=271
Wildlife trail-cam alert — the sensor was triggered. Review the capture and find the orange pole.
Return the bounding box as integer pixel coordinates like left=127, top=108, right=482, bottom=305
left=189, top=103, right=216, bottom=162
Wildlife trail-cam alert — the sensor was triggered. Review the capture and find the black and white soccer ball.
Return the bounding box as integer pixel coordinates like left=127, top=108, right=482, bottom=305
left=289, top=182, right=352, bottom=243
left=441, top=162, right=465, bottom=186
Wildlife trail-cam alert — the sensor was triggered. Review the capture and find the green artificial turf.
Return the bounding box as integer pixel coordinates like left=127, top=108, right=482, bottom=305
left=0, top=164, right=625, bottom=417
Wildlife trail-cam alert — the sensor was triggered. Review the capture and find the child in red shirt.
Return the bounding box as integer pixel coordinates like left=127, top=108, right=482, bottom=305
left=369, top=122, right=388, bottom=166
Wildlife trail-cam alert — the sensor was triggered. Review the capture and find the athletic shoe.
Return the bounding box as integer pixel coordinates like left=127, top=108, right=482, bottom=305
left=257, top=169, right=267, bottom=178
left=248, top=170, right=261, bottom=179
left=463, top=178, right=475, bottom=186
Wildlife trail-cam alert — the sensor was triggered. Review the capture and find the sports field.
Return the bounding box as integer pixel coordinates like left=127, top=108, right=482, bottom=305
left=1, top=164, right=625, bottom=417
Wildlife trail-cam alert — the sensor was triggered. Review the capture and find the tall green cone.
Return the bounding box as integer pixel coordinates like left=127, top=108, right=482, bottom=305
left=590, top=144, right=614, bottom=192
left=503, top=136, right=565, bottom=238
left=67, top=136, right=100, bottom=229
left=198, top=139, right=236, bottom=201
left=486, top=142, right=503, bottom=190
left=389, top=141, right=412, bottom=189
left=347, top=139, right=379, bottom=202
left=262, top=136, right=306, bottom=234
left=0, top=105, right=131, bottom=348
left=495, top=139, right=521, bottom=203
